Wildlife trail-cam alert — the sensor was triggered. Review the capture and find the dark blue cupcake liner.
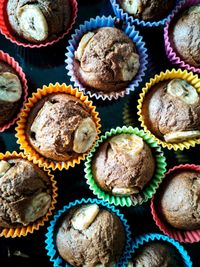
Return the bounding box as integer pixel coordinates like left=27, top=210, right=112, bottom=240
left=45, top=198, right=132, bottom=267
left=65, top=15, right=148, bottom=100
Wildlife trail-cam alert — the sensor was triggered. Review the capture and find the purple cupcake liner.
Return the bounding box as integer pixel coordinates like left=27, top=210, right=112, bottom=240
left=110, top=0, right=184, bottom=28
left=65, top=15, right=148, bottom=101
left=164, top=0, right=200, bottom=74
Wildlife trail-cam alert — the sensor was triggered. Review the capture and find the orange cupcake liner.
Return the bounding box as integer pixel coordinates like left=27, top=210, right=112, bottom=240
left=0, top=151, right=58, bottom=238
left=15, top=83, right=101, bottom=170
left=137, top=69, right=200, bottom=151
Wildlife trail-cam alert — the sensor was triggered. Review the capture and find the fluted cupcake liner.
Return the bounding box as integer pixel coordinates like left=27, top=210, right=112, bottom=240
left=137, top=69, right=200, bottom=151
left=65, top=15, right=148, bottom=101
left=15, top=83, right=101, bottom=171
left=45, top=198, right=132, bottom=267
left=0, top=50, right=28, bottom=132
left=84, top=126, right=167, bottom=207
left=151, top=164, right=200, bottom=243
left=110, top=0, right=184, bottom=27
left=164, top=0, right=200, bottom=74
left=0, top=0, right=78, bottom=48
left=130, top=233, right=192, bottom=266
left=0, top=151, right=58, bottom=238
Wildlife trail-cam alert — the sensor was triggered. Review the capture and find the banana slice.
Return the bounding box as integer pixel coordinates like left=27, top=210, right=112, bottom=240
left=167, top=79, right=199, bottom=105
left=164, top=130, right=200, bottom=143
left=109, top=134, right=144, bottom=158
left=75, top=32, right=95, bottom=61
left=121, top=0, right=143, bottom=15
left=17, top=4, right=48, bottom=42
left=0, top=72, right=22, bottom=102
left=121, top=53, right=140, bottom=81
left=127, top=261, right=133, bottom=267
left=0, top=160, right=11, bottom=177
left=73, top=117, right=97, bottom=154
left=112, top=187, right=139, bottom=196
left=71, top=204, right=100, bottom=231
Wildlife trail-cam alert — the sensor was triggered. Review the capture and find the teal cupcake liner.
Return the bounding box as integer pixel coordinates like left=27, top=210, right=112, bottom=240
left=84, top=126, right=167, bottom=207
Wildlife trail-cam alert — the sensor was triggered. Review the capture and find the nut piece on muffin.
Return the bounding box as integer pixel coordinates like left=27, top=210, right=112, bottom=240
left=6, top=0, right=71, bottom=43
left=74, top=27, right=140, bottom=93
left=159, top=170, right=200, bottom=230
left=56, top=204, right=125, bottom=266
left=0, top=159, right=51, bottom=227
left=142, top=78, right=200, bottom=143
left=92, top=133, right=155, bottom=196
left=26, top=93, right=97, bottom=161
left=170, top=5, right=200, bottom=67
left=119, top=0, right=175, bottom=21
left=0, top=61, right=22, bottom=126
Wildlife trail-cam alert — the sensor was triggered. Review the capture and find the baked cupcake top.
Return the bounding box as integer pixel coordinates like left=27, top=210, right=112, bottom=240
left=119, top=0, right=175, bottom=21
left=142, top=79, right=200, bottom=143
left=92, top=133, right=155, bottom=196
left=56, top=203, right=125, bottom=266
left=74, top=27, right=140, bottom=93
left=170, top=5, right=200, bottom=67
left=0, top=158, right=51, bottom=228
left=26, top=93, right=98, bottom=161
left=6, top=0, right=71, bottom=43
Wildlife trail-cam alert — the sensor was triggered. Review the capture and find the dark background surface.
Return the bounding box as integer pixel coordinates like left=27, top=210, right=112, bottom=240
left=0, top=0, right=199, bottom=266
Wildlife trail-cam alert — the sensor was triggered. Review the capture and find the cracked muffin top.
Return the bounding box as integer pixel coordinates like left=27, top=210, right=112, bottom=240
left=0, top=158, right=51, bottom=228
left=119, top=0, right=175, bottom=21
left=159, top=170, right=200, bottom=230
left=142, top=79, right=200, bottom=143
left=92, top=133, right=155, bottom=196
left=6, top=0, right=71, bottom=43
left=170, top=5, right=200, bottom=67
left=56, top=204, right=125, bottom=266
left=26, top=93, right=98, bottom=161
left=74, top=27, right=140, bottom=93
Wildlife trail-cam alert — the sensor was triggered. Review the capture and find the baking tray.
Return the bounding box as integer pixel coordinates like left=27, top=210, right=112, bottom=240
left=0, top=0, right=199, bottom=266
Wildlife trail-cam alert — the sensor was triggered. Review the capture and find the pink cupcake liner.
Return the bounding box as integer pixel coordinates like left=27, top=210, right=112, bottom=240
left=164, top=0, right=200, bottom=74
left=0, top=50, right=28, bottom=132
left=0, top=0, right=78, bottom=48
left=151, top=164, right=200, bottom=243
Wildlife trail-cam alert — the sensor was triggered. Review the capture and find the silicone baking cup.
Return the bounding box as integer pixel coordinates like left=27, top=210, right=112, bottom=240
left=164, top=0, right=200, bottom=74
left=0, top=151, right=58, bottom=238
left=0, top=0, right=78, bottom=48
left=15, top=83, right=101, bottom=171
left=0, top=50, right=28, bottom=132
left=110, top=0, right=184, bottom=27
left=137, top=69, right=200, bottom=151
left=130, top=233, right=192, bottom=266
left=65, top=15, right=148, bottom=100
left=84, top=126, right=167, bottom=207
left=45, top=198, right=132, bottom=267
left=151, top=164, right=200, bottom=243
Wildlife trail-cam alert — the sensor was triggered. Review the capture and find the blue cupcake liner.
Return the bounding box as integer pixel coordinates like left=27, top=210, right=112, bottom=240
left=110, top=0, right=185, bottom=28
left=45, top=198, right=132, bottom=267
left=65, top=15, right=148, bottom=101
left=130, top=233, right=192, bottom=266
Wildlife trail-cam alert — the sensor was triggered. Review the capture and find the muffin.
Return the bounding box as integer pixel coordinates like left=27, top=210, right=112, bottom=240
left=74, top=27, right=140, bottom=93
left=0, top=158, right=51, bottom=227
left=56, top=203, right=125, bottom=266
left=169, top=5, right=200, bottom=68
left=26, top=93, right=98, bottom=161
left=159, top=170, right=200, bottom=230
left=119, top=0, right=175, bottom=21
left=92, top=133, right=155, bottom=196
left=6, top=0, right=71, bottom=43
left=142, top=78, right=200, bottom=143
left=0, top=60, right=22, bottom=125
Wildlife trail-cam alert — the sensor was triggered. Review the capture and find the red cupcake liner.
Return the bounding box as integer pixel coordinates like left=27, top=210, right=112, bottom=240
left=0, top=0, right=78, bottom=48
left=0, top=50, right=28, bottom=132
left=151, top=164, right=200, bottom=243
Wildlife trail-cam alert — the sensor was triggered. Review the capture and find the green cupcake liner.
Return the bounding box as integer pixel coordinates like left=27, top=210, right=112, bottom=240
left=84, top=126, right=167, bottom=207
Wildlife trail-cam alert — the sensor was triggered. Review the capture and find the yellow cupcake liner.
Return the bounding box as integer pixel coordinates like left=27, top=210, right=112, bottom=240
left=0, top=151, right=58, bottom=238
left=15, top=83, right=101, bottom=170
left=137, top=69, right=200, bottom=150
